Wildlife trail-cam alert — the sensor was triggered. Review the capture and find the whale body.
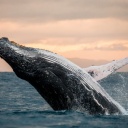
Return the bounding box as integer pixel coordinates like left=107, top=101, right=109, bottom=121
left=0, top=37, right=126, bottom=115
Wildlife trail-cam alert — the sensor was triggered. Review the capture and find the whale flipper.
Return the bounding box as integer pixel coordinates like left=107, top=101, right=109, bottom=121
left=84, top=58, right=128, bottom=81
left=0, top=37, right=126, bottom=115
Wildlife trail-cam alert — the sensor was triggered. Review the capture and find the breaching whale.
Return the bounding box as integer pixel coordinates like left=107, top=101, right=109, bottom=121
left=84, top=57, right=128, bottom=81
left=0, top=37, right=126, bottom=115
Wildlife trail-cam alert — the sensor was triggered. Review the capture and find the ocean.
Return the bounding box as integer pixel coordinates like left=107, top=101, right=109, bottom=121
left=0, top=72, right=128, bottom=128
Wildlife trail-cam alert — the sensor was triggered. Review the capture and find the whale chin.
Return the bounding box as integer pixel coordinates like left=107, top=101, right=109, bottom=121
left=0, top=37, right=126, bottom=115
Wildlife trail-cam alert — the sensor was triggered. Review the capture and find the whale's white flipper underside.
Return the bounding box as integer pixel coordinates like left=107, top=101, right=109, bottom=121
left=84, top=57, right=128, bottom=81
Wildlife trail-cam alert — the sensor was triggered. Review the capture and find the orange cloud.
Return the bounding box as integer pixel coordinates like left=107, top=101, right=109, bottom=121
left=1, top=18, right=128, bottom=43
left=0, top=18, right=128, bottom=62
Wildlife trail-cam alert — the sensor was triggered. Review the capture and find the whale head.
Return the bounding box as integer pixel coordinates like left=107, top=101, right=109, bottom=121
left=0, top=37, right=75, bottom=110
left=0, top=37, right=37, bottom=80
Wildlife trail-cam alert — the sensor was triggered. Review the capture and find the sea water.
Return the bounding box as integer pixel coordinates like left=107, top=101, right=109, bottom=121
left=0, top=72, right=128, bottom=128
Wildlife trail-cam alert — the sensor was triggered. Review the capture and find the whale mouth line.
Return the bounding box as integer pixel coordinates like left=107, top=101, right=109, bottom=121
left=0, top=37, right=127, bottom=115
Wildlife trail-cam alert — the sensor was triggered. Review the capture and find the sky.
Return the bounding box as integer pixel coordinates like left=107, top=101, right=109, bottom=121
left=0, top=0, right=128, bottom=71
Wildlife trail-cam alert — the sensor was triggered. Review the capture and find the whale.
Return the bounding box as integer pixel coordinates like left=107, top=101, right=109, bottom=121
left=84, top=57, right=128, bottom=81
left=0, top=37, right=126, bottom=115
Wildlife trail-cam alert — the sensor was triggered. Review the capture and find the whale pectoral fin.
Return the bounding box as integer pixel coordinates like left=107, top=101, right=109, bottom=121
left=84, top=57, right=128, bottom=81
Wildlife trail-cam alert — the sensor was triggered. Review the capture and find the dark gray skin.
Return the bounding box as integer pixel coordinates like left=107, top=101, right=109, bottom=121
left=0, top=37, right=125, bottom=115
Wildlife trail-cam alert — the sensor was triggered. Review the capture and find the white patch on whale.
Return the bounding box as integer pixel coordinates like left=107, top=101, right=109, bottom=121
left=84, top=57, right=128, bottom=81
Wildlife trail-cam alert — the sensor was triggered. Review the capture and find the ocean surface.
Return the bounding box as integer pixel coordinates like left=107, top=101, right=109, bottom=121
left=0, top=72, right=128, bottom=128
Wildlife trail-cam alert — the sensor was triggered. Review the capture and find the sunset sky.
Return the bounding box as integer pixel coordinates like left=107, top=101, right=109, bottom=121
left=0, top=0, right=128, bottom=71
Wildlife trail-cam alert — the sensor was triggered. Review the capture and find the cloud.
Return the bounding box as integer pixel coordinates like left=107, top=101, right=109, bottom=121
left=1, top=18, right=128, bottom=52
left=1, top=18, right=128, bottom=43
left=0, top=0, right=128, bottom=22
left=83, top=41, right=128, bottom=51
left=0, top=1, right=128, bottom=58
left=24, top=38, right=128, bottom=53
